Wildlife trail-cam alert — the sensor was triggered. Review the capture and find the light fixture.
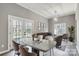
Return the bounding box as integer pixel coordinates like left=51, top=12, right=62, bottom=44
left=53, top=10, right=58, bottom=22
left=54, top=17, right=58, bottom=22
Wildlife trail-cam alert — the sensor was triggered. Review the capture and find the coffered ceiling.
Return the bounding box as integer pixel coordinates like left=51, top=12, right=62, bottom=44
left=17, top=3, right=77, bottom=19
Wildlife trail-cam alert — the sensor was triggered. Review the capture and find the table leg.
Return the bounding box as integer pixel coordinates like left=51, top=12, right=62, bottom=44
left=32, top=48, right=39, bottom=56
left=50, top=49, right=51, bottom=56
left=50, top=48, right=54, bottom=56
left=43, top=52, right=44, bottom=56
left=52, top=48, right=54, bottom=56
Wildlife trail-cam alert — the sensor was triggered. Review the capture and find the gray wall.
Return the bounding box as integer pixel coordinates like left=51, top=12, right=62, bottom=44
left=48, top=14, right=75, bottom=36
left=0, top=3, right=48, bottom=52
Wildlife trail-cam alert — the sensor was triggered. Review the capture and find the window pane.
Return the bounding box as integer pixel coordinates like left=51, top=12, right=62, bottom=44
left=54, top=23, right=66, bottom=36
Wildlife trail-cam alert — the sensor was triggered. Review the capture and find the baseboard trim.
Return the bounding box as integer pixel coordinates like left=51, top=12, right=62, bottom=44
left=0, top=49, right=10, bottom=55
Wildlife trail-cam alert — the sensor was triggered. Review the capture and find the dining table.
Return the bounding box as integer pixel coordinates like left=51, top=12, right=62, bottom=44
left=13, top=38, right=56, bottom=56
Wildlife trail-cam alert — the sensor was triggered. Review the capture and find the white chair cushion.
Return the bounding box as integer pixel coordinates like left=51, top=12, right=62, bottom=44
left=38, top=35, right=43, bottom=41
left=45, top=36, right=53, bottom=40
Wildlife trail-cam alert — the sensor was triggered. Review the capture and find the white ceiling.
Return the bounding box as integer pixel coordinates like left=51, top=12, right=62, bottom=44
left=17, top=3, right=77, bottom=19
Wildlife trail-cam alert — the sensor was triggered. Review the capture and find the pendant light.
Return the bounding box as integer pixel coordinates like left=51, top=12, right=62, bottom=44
left=54, top=10, right=58, bottom=22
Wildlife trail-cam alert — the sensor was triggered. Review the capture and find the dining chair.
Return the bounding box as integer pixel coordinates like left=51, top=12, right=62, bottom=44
left=12, top=40, right=20, bottom=56
left=32, top=32, right=52, bottom=41
left=19, top=45, right=37, bottom=56
left=55, top=35, right=63, bottom=48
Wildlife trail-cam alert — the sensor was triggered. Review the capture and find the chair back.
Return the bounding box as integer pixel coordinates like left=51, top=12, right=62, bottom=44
left=12, top=40, right=19, bottom=51
left=55, top=35, right=63, bottom=48
left=62, top=34, right=68, bottom=39
left=19, top=45, right=29, bottom=56
left=32, top=32, right=52, bottom=40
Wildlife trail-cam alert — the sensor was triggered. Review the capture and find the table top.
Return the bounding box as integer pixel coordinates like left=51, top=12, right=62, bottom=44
left=14, top=38, right=55, bottom=52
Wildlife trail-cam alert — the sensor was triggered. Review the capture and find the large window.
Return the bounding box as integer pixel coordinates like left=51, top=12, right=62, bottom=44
left=8, top=15, right=33, bottom=49
left=9, top=15, right=33, bottom=40
left=54, top=23, right=66, bottom=36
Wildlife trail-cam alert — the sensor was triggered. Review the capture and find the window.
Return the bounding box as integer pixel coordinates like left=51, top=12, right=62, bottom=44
left=54, top=23, right=66, bottom=36
left=24, top=22, right=33, bottom=39
left=12, top=19, right=22, bottom=39
left=9, top=16, right=33, bottom=40
left=8, top=15, right=33, bottom=49
left=38, top=22, right=48, bottom=32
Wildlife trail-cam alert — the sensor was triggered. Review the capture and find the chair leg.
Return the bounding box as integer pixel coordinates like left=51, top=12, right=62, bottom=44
left=14, top=51, right=20, bottom=56
left=52, top=48, right=54, bottom=56
left=50, top=49, right=51, bottom=56
left=17, top=53, right=20, bottom=56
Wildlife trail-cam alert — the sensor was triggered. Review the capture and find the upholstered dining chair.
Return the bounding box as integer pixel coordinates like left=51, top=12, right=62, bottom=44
left=32, top=32, right=53, bottom=41
left=19, top=45, right=37, bottom=56
left=12, top=40, right=20, bottom=56
left=55, top=35, right=63, bottom=48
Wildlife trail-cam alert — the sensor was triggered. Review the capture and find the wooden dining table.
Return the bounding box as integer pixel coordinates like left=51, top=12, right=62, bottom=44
left=13, top=38, right=56, bottom=56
